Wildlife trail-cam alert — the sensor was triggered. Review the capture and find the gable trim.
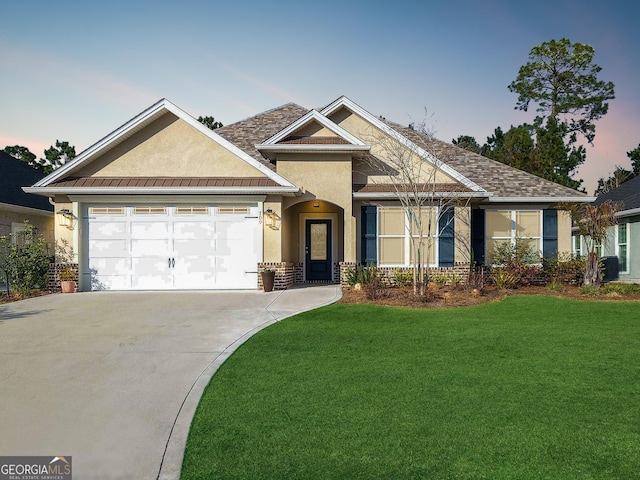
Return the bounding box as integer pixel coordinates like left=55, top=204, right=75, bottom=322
left=34, top=99, right=299, bottom=190
left=258, top=109, right=369, bottom=147
left=320, top=96, right=485, bottom=193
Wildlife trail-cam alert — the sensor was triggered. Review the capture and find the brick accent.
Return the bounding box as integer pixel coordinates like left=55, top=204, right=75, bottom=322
left=339, top=262, right=472, bottom=287
left=49, top=263, right=79, bottom=291
left=258, top=263, right=296, bottom=290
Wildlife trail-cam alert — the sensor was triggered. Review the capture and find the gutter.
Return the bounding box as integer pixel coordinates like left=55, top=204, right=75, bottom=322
left=23, top=186, right=302, bottom=196
left=486, top=196, right=596, bottom=203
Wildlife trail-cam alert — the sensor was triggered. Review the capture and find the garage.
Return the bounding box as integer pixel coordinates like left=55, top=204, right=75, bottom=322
left=86, top=204, right=261, bottom=290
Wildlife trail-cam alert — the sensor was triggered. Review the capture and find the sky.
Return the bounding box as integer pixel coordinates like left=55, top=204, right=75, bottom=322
left=1, top=0, right=638, bottom=194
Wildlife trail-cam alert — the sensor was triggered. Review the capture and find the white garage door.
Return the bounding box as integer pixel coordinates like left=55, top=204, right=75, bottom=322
left=87, top=205, right=260, bottom=290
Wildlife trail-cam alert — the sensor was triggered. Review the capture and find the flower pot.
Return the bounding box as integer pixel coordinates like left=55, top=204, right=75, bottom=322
left=261, top=271, right=275, bottom=292
left=61, top=280, right=76, bottom=293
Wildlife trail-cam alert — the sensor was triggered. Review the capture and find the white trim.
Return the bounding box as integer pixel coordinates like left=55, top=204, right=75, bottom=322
left=34, top=98, right=298, bottom=190
left=320, top=96, right=485, bottom=193
left=487, top=196, right=595, bottom=203
left=0, top=201, right=54, bottom=216
left=260, top=109, right=368, bottom=146
left=25, top=186, right=300, bottom=196
left=67, top=194, right=267, bottom=204
left=353, top=191, right=490, bottom=200
left=256, top=144, right=370, bottom=153
left=616, top=207, right=640, bottom=218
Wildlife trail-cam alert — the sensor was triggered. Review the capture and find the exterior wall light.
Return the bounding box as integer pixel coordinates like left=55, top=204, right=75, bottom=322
left=57, top=209, right=74, bottom=230
left=264, top=208, right=280, bottom=230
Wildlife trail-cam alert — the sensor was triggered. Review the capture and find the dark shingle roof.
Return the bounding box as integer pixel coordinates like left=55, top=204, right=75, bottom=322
left=50, top=177, right=280, bottom=188
left=382, top=120, right=587, bottom=199
left=594, top=175, right=640, bottom=211
left=216, top=103, right=309, bottom=170
left=0, top=151, right=53, bottom=211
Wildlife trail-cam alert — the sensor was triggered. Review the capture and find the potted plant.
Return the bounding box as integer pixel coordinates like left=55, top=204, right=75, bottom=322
left=261, top=268, right=275, bottom=292
left=60, top=267, right=76, bottom=293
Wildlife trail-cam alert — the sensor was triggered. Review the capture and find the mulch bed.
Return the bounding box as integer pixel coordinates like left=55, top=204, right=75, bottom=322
left=339, top=284, right=640, bottom=309
left=0, top=289, right=53, bottom=305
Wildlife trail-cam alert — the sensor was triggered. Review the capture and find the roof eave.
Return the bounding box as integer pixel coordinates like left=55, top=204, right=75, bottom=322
left=352, top=191, right=491, bottom=200
left=23, top=186, right=302, bottom=196
left=485, top=196, right=596, bottom=203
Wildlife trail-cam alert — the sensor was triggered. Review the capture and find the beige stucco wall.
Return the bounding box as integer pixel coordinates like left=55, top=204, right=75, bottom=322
left=263, top=196, right=283, bottom=262
left=52, top=197, right=78, bottom=262
left=277, top=153, right=354, bottom=262
left=558, top=210, right=572, bottom=254
left=329, top=108, right=456, bottom=185
left=74, top=114, right=265, bottom=178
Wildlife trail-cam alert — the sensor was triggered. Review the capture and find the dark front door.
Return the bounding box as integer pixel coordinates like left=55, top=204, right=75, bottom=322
left=305, top=219, right=332, bottom=281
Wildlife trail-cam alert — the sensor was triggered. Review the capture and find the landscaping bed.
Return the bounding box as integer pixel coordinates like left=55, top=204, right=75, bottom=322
left=340, top=283, right=640, bottom=309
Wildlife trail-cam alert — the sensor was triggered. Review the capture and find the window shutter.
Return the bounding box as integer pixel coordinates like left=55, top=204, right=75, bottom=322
left=471, top=209, right=486, bottom=265
left=542, top=209, right=558, bottom=258
left=438, top=206, right=455, bottom=267
left=361, top=206, right=377, bottom=265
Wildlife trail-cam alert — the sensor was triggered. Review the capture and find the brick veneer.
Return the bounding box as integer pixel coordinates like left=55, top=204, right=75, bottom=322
left=48, top=263, right=79, bottom=291
left=339, top=262, right=472, bottom=287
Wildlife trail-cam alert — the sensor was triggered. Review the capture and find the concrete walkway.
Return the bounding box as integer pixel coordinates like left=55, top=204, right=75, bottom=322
left=0, top=285, right=341, bottom=480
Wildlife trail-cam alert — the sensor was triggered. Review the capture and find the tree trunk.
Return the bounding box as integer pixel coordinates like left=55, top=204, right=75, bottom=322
left=584, top=252, right=600, bottom=286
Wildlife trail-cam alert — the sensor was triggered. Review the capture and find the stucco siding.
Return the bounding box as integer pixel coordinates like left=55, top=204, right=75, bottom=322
left=0, top=208, right=54, bottom=252
left=74, top=114, right=265, bottom=179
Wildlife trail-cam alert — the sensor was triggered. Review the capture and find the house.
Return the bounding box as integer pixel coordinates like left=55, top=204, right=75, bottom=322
left=24, top=96, right=591, bottom=291
left=586, top=175, right=640, bottom=282
left=0, top=151, right=54, bottom=246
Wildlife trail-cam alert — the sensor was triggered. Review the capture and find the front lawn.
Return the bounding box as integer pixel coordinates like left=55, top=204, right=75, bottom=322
left=182, top=296, right=640, bottom=479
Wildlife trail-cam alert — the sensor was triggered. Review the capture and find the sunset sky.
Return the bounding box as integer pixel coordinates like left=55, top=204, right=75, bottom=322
left=1, top=0, right=638, bottom=194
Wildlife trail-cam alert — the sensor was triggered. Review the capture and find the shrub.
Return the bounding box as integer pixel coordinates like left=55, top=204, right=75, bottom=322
left=346, top=263, right=378, bottom=287
left=393, top=270, right=413, bottom=287
left=465, top=266, right=486, bottom=292
left=542, top=252, right=586, bottom=285
left=492, top=267, right=519, bottom=290
left=0, top=223, right=51, bottom=295
left=432, top=273, right=448, bottom=287
left=547, top=281, right=563, bottom=292
left=580, top=284, right=600, bottom=296
left=602, top=283, right=640, bottom=295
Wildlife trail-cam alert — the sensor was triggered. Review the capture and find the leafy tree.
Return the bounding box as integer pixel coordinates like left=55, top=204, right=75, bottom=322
left=452, top=135, right=481, bottom=154
left=594, top=166, right=633, bottom=196
left=3, top=145, right=38, bottom=169
left=564, top=200, right=618, bottom=286
left=482, top=124, right=535, bottom=171
left=628, top=144, right=640, bottom=176
left=42, top=140, right=76, bottom=174
left=197, top=116, right=223, bottom=130
left=533, top=118, right=585, bottom=190
left=509, top=38, right=615, bottom=144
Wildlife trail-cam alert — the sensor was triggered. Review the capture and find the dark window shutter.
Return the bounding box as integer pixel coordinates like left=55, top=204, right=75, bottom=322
left=543, top=209, right=558, bottom=259
left=471, top=209, right=485, bottom=265
left=361, top=205, right=377, bottom=265
left=438, top=206, right=455, bottom=267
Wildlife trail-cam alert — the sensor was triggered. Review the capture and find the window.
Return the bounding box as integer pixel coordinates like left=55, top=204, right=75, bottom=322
left=217, top=206, right=250, bottom=215
left=378, top=207, right=438, bottom=266
left=485, top=210, right=541, bottom=263
left=617, top=223, right=628, bottom=273
left=89, top=207, right=125, bottom=215
left=573, top=235, right=583, bottom=256
left=133, top=207, right=167, bottom=215
left=175, top=206, right=209, bottom=215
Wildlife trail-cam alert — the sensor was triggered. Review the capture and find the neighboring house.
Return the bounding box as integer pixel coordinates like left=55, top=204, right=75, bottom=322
left=25, top=96, right=591, bottom=291
left=0, top=151, right=54, bottom=248
left=586, top=175, right=640, bottom=282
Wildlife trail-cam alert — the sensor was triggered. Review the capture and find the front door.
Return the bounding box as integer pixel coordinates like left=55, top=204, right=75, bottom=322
left=305, top=219, right=332, bottom=281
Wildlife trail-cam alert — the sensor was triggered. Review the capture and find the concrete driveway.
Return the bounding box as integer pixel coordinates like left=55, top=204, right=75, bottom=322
left=0, top=286, right=341, bottom=480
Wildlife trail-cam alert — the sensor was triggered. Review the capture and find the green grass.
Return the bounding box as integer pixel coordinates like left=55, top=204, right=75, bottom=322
left=182, top=296, right=640, bottom=480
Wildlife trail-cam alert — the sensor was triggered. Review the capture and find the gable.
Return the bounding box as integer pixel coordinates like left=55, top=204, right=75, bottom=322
left=328, top=107, right=459, bottom=185
left=73, top=113, right=267, bottom=179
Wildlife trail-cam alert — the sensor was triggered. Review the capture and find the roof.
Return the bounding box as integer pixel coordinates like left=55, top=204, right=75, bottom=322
left=594, top=174, right=640, bottom=212
left=49, top=177, right=280, bottom=188
left=216, top=103, right=309, bottom=170
left=381, top=119, right=589, bottom=200
left=0, top=151, right=53, bottom=212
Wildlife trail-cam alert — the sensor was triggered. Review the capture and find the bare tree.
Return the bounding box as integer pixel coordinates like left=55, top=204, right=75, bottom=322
left=357, top=120, right=471, bottom=296
left=564, top=200, right=619, bottom=286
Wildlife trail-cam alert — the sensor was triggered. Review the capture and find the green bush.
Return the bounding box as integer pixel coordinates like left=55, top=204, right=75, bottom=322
left=0, top=223, right=51, bottom=295
left=580, top=284, right=601, bottom=296
left=490, top=238, right=542, bottom=287
left=393, top=270, right=413, bottom=287
left=492, top=267, right=519, bottom=290
left=602, top=283, right=640, bottom=295
left=346, top=263, right=378, bottom=287
left=542, top=252, right=586, bottom=285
